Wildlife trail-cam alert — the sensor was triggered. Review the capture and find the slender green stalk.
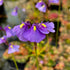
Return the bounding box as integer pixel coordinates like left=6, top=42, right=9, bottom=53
left=34, top=43, right=39, bottom=70
left=12, top=54, right=19, bottom=70
left=56, top=1, right=61, bottom=47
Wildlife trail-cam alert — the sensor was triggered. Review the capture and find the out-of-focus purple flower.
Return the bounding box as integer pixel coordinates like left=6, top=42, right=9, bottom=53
left=4, top=26, right=15, bottom=38
left=40, top=60, right=44, bottom=64
left=0, top=26, right=2, bottom=30
left=0, top=0, right=3, bottom=6
left=0, top=26, right=3, bottom=30
left=35, top=1, right=47, bottom=12
left=12, top=21, right=30, bottom=42
left=22, top=8, right=26, bottom=12
left=8, top=44, right=19, bottom=54
left=48, top=0, right=59, bottom=5
left=23, top=24, right=46, bottom=43
left=0, top=36, right=7, bottom=44
left=38, top=22, right=55, bottom=34
left=11, top=7, right=18, bottom=16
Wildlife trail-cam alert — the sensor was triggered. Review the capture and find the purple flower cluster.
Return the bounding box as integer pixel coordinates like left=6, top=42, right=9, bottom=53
left=11, top=0, right=59, bottom=14
left=0, top=26, right=15, bottom=44
left=13, top=21, right=55, bottom=43
left=0, top=26, right=18, bottom=54
left=0, top=21, right=55, bottom=53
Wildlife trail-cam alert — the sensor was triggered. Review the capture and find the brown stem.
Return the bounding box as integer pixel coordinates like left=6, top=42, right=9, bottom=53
left=34, top=42, right=37, bottom=51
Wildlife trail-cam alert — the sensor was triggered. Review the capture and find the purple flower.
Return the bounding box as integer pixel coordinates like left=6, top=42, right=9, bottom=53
left=4, top=26, right=15, bottom=38
left=8, top=44, right=19, bottom=54
left=23, top=24, right=46, bottom=43
left=22, top=8, right=26, bottom=12
left=48, top=0, right=59, bottom=4
left=35, top=1, right=47, bottom=12
left=11, top=7, right=18, bottom=16
left=12, top=22, right=30, bottom=42
left=38, top=22, right=55, bottom=34
left=0, top=36, right=7, bottom=44
left=40, top=60, right=44, bottom=64
left=0, top=0, right=3, bottom=6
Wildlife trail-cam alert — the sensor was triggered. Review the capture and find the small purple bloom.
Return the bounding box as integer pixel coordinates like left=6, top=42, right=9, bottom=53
left=48, top=0, right=59, bottom=4
left=12, top=22, right=30, bottom=42
left=22, top=8, right=26, bottom=12
left=23, top=24, right=46, bottom=43
left=11, top=7, right=18, bottom=16
left=38, top=22, right=55, bottom=34
left=4, top=26, right=15, bottom=38
left=0, top=36, right=7, bottom=44
left=8, top=44, right=19, bottom=54
left=40, top=60, right=44, bottom=64
left=36, top=1, right=47, bottom=12
left=0, top=0, right=3, bottom=6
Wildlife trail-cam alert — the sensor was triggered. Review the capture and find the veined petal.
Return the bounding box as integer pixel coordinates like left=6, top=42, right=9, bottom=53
left=38, top=22, right=55, bottom=34
left=12, top=22, right=28, bottom=42
left=45, top=22, right=55, bottom=28
left=23, top=24, right=46, bottom=43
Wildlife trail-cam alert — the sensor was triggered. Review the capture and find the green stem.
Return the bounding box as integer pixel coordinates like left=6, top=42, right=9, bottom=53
left=56, top=2, right=61, bottom=47
left=12, top=54, right=19, bottom=70
left=34, top=43, right=39, bottom=70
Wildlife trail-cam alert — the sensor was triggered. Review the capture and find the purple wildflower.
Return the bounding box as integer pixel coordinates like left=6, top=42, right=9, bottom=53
left=0, top=36, right=7, bottom=44
left=12, top=21, right=30, bottom=42
left=11, top=7, right=18, bottom=16
left=35, top=1, right=47, bottom=12
left=40, top=60, right=44, bottom=64
left=23, top=23, right=46, bottom=43
left=8, top=44, right=19, bottom=54
left=0, top=0, right=3, bottom=6
left=48, top=0, right=59, bottom=5
left=22, top=8, right=26, bottom=12
left=4, top=26, right=15, bottom=38
left=38, top=22, right=55, bottom=34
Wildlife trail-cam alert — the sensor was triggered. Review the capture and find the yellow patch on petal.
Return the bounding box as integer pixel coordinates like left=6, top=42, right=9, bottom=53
left=13, top=10, right=16, bottom=12
left=8, top=27, right=11, bottom=29
left=20, top=23, right=25, bottom=28
left=10, top=45, right=13, bottom=48
left=39, top=0, right=42, bottom=2
left=33, top=26, right=36, bottom=31
left=0, top=0, right=1, bottom=1
left=41, top=23, right=46, bottom=27
left=2, top=37, right=4, bottom=40
left=42, top=5, right=45, bottom=8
